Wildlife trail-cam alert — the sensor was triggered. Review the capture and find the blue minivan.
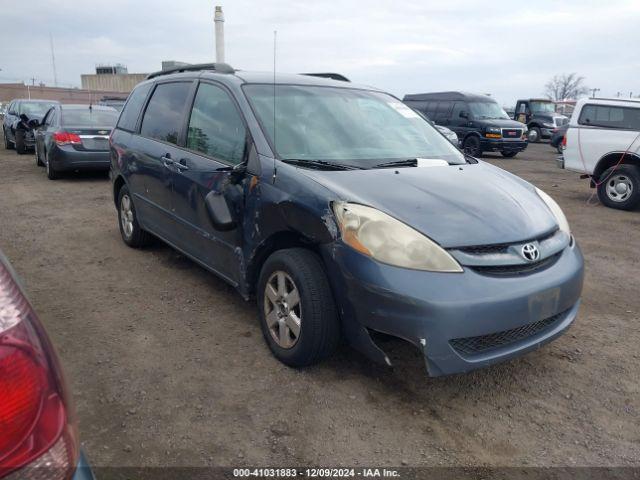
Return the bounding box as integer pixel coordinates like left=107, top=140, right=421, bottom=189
left=109, top=64, right=584, bottom=376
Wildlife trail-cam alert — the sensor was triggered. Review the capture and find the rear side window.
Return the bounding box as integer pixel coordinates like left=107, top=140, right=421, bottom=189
left=117, top=82, right=152, bottom=132
left=579, top=104, right=640, bottom=130
left=186, top=83, right=246, bottom=165
left=140, top=82, right=191, bottom=144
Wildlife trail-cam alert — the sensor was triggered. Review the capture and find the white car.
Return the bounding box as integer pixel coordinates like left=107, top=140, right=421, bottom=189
left=435, top=124, right=459, bottom=145
left=560, top=97, right=640, bottom=210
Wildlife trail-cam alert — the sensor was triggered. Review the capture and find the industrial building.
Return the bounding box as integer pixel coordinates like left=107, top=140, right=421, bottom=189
left=81, top=64, right=148, bottom=93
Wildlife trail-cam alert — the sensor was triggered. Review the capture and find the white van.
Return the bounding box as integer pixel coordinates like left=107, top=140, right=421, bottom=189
left=560, top=97, right=640, bottom=210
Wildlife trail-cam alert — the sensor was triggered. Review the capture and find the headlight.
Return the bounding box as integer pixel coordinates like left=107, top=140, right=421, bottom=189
left=535, top=188, right=570, bottom=235
left=486, top=127, right=501, bottom=134
left=542, top=122, right=555, bottom=128
left=332, top=202, right=463, bottom=272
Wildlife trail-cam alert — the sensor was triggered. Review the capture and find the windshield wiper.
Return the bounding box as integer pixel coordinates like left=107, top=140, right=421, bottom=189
left=281, top=159, right=362, bottom=170
left=373, top=159, right=418, bottom=168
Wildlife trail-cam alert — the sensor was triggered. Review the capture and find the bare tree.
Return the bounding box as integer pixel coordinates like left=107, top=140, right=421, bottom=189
left=544, top=73, right=589, bottom=101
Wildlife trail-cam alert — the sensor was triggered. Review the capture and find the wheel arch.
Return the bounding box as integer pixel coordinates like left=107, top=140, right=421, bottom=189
left=112, top=174, right=127, bottom=207
left=246, top=230, right=322, bottom=296
left=592, top=151, right=640, bottom=187
left=462, top=131, right=482, bottom=143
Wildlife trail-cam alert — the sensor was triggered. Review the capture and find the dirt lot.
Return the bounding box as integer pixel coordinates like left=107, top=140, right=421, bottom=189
left=0, top=139, right=638, bottom=469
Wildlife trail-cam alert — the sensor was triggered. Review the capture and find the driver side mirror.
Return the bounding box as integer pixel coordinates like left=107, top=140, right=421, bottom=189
left=459, top=111, right=469, bottom=119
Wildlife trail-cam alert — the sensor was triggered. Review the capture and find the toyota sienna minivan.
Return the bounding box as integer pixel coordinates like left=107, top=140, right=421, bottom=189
left=109, top=63, right=584, bottom=376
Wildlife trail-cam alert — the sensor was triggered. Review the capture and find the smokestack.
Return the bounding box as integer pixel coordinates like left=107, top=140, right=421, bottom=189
left=214, top=6, right=225, bottom=63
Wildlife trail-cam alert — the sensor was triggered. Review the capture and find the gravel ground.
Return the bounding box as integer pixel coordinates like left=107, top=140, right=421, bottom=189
left=0, top=138, right=638, bottom=469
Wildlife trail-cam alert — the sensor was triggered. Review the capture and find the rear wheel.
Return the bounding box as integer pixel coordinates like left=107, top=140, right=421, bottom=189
left=3, top=128, right=14, bottom=150
left=117, top=185, right=153, bottom=247
left=15, top=130, right=26, bottom=154
left=45, top=152, right=60, bottom=180
left=501, top=151, right=518, bottom=158
left=527, top=127, right=541, bottom=143
left=596, top=165, right=640, bottom=210
left=463, top=136, right=482, bottom=157
left=257, top=248, right=340, bottom=367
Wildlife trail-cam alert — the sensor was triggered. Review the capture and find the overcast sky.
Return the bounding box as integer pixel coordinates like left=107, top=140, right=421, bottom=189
left=1, top=0, right=638, bottom=106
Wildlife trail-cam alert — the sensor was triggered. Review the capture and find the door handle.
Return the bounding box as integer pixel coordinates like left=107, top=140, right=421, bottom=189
left=161, top=155, right=174, bottom=168
left=176, top=159, right=189, bottom=171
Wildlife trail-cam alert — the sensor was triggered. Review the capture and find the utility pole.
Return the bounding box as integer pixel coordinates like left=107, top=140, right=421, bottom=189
left=49, top=33, right=58, bottom=87
left=214, top=6, right=225, bottom=63
left=590, top=88, right=600, bottom=98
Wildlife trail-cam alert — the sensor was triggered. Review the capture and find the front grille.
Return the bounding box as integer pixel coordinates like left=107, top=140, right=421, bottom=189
left=471, top=252, right=561, bottom=276
left=459, top=243, right=510, bottom=255
left=501, top=128, right=522, bottom=139
left=450, top=309, right=569, bottom=356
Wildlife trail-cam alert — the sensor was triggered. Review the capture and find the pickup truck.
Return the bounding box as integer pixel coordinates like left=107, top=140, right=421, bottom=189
left=560, top=97, right=640, bottom=210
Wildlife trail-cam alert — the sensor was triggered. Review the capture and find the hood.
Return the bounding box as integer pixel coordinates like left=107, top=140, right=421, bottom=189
left=300, top=162, right=557, bottom=248
left=475, top=118, right=526, bottom=129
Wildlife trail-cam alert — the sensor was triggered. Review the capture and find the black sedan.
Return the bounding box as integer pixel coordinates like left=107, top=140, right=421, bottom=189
left=34, top=104, right=119, bottom=179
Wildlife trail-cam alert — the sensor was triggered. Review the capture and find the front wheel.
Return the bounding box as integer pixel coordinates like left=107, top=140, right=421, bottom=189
left=596, top=165, right=640, bottom=210
left=35, top=146, right=44, bottom=166
left=527, top=127, right=541, bottom=143
left=257, top=248, right=340, bottom=367
left=463, top=136, right=482, bottom=157
left=3, top=128, right=14, bottom=150
left=15, top=130, right=26, bottom=154
left=501, top=151, right=518, bottom=158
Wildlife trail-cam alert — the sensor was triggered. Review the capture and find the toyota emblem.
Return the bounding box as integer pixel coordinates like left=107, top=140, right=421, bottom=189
left=521, top=243, right=540, bottom=262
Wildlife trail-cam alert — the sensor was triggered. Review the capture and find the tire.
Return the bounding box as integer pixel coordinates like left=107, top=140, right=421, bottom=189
left=527, top=127, right=541, bottom=143
left=463, top=136, right=482, bottom=157
left=557, top=144, right=563, bottom=155
left=35, top=146, right=44, bottom=166
left=45, top=152, right=60, bottom=180
left=117, top=185, right=152, bottom=247
left=15, top=130, right=27, bottom=154
left=257, top=248, right=340, bottom=367
left=501, top=151, right=518, bottom=158
left=596, top=165, right=640, bottom=211
left=3, top=128, right=14, bottom=150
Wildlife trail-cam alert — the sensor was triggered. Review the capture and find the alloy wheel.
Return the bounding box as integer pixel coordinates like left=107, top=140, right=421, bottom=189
left=263, top=271, right=302, bottom=349
left=120, top=194, right=135, bottom=239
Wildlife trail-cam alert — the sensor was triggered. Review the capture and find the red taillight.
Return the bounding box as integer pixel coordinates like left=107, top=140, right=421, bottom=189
left=0, top=261, right=78, bottom=479
left=53, top=132, right=81, bottom=146
left=562, top=135, right=567, bottom=148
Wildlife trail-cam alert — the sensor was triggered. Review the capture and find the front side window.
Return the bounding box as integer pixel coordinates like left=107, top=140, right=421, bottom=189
left=140, top=82, right=191, bottom=145
left=244, top=85, right=465, bottom=167
left=578, top=104, right=640, bottom=130
left=468, top=102, right=509, bottom=120
left=186, top=83, right=246, bottom=164
left=118, top=82, right=152, bottom=131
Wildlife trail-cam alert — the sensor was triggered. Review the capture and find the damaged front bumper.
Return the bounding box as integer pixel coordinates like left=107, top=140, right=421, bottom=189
left=321, top=241, right=584, bottom=376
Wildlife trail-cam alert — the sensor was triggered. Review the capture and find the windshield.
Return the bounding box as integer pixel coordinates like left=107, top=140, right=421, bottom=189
left=61, top=108, right=118, bottom=126
left=468, top=102, right=509, bottom=120
left=529, top=101, right=556, bottom=114
left=243, top=85, right=465, bottom=167
left=19, top=102, right=57, bottom=119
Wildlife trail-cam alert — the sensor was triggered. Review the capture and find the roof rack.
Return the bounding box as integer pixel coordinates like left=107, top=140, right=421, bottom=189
left=146, top=62, right=235, bottom=80
left=301, top=73, right=350, bottom=82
